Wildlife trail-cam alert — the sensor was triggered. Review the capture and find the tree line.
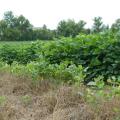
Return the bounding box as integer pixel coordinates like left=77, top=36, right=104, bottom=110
left=0, top=11, right=120, bottom=41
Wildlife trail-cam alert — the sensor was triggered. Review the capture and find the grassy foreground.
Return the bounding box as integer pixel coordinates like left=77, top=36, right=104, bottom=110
left=0, top=72, right=120, bottom=120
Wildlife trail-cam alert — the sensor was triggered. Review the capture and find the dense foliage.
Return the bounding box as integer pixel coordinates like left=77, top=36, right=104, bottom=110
left=1, top=11, right=120, bottom=41
left=0, top=11, right=33, bottom=41
left=57, top=19, right=86, bottom=37
left=35, top=32, right=120, bottom=83
left=0, top=44, right=38, bottom=64
left=0, top=32, right=120, bottom=84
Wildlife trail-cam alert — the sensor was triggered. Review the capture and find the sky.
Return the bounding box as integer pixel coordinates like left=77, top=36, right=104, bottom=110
left=0, top=0, right=120, bottom=29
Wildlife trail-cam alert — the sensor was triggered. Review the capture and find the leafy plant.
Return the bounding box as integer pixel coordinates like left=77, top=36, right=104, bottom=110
left=0, top=96, right=6, bottom=106
left=21, top=95, right=31, bottom=105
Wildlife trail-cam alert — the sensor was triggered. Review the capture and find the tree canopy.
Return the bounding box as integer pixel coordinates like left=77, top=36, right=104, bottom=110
left=0, top=11, right=120, bottom=41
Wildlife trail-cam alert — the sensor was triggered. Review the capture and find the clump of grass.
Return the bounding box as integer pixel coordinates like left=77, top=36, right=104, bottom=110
left=0, top=96, right=6, bottom=106
left=21, top=95, right=32, bottom=105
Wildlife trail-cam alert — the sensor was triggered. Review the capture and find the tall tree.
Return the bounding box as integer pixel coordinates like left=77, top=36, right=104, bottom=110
left=92, top=17, right=104, bottom=33
left=0, top=20, right=7, bottom=40
left=15, top=15, right=33, bottom=40
left=57, top=19, right=86, bottom=37
left=57, top=20, right=67, bottom=37
left=4, top=11, right=15, bottom=28
left=0, top=11, right=33, bottom=41
left=111, top=19, right=120, bottom=32
left=111, top=19, right=120, bottom=39
left=76, top=20, right=86, bottom=34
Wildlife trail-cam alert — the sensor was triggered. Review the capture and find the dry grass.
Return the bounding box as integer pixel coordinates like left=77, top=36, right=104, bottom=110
left=0, top=72, right=120, bottom=120
left=96, top=97, right=120, bottom=120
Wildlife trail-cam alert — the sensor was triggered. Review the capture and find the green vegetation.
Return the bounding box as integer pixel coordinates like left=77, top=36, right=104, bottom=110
left=0, top=11, right=120, bottom=41
left=1, top=11, right=120, bottom=120
left=0, top=96, right=6, bottom=106
left=21, top=95, right=32, bottom=105
left=0, top=32, right=120, bottom=85
left=0, top=41, right=31, bottom=46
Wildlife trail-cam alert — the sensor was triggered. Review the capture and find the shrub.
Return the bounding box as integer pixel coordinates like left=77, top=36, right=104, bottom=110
left=10, top=61, right=84, bottom=85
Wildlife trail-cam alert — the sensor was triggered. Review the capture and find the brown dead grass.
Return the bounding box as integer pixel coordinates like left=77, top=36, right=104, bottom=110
left=0, top=72, right=120, bottom=120
left=97, top=97, right=120, bottom=120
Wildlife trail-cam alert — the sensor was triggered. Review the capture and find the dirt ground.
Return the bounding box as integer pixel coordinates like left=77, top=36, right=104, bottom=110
left=0, top=72, right=120, bottom=120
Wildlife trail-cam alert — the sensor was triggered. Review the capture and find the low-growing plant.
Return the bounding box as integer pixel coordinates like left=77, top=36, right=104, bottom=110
left=10, top=60, right=85, bottom=85
left=21, top=95, right=32, bottom=105
left=0, top=96, right=6, bottom=106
